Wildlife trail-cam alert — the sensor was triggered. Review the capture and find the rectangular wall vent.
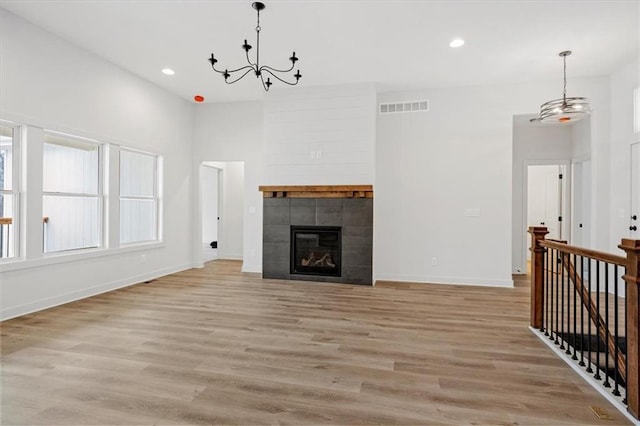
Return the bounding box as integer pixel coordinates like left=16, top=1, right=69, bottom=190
left=379, top=100, right=429, bottom=114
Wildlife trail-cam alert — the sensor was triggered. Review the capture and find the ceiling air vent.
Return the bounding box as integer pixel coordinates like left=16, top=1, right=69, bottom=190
left=379, top=100, right=429, bottom=114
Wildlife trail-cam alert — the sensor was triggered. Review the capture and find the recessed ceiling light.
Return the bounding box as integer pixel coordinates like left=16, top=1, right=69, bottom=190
left=449, top=38, right=465, bottom=48
left=162, top=68, right=175, bottom=75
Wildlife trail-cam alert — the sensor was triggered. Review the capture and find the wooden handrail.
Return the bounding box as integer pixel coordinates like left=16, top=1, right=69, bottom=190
left=540, top=239, right=627, bottom=267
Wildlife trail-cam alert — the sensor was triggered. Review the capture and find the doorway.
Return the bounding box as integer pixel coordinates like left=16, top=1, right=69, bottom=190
left=201, top=164, right=220, bottom=262
left=525, top=163, right=570, bottom=261
left=631, top=142, right=640, bottom=238
left=200, top=161, right=245, bottom=262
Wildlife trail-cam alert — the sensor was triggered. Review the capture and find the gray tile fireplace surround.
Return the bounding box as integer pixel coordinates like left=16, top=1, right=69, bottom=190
left=262, top=198, right=373, bottom=285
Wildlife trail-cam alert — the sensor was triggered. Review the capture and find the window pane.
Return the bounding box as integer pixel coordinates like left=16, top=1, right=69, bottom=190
left=0, top=194, right=15, bottom=258
left=0, top=124, right=13, bottom=191
left=43, top=196, right=100, bottom=253
left=120, top=199, right=156, bottom=244
left=120, top=150, right=155, bottom=197
left=43, top=135, right=99, bottom=194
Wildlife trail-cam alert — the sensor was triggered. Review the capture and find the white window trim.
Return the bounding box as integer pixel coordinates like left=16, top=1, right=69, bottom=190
left=42, top=132, right=104, bottom=254
left=119, top=147, right=161, bottom=246
left=0, top=120, right=20, bottom=261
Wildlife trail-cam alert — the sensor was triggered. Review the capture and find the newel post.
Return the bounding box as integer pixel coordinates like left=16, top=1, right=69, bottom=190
left=619, top=238, right=640, bottom=420
left=528, top=226, right=549, bottom=330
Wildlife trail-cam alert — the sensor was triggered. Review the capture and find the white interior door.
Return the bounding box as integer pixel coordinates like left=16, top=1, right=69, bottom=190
left=528, top=165, right=562, bottom=238
left=572, top=160, right=591, bottom=247
left=631, top=143, right=640, bottom=237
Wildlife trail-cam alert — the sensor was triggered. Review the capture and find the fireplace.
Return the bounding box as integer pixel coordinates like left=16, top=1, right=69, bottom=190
left=261, top=185, right=373, bottom=285
left=291, top=226, right=341, bottom=277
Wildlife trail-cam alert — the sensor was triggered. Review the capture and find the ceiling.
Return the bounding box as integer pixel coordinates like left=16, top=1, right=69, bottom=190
left=2, top=0, right=638, bottom=104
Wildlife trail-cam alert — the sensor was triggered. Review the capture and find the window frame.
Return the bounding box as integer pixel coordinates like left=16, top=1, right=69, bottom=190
left=0, top=120, right=20, bottom=260
left=119, top=147, right=160, bottom=246
left=42, top=131, right=104, bottom=254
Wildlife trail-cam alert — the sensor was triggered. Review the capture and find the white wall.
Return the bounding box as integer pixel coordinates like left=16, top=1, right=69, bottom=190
left=203, top=161, right=244, bottom=260
left=609, top=59, right=640, bottom=252
left=192, top=101, right=263, bottom=272
left=263, top=84, right=376, bottom=185
left=376, top=78, right=610, bottom=287
left=0, top=10, right=195, bottom=320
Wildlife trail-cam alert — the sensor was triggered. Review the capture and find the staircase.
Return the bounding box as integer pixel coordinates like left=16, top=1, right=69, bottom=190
left=529, top=227, right=639, bottom=422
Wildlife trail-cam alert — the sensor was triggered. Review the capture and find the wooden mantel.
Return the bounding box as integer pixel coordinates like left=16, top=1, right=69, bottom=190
left=259, top=185, right=373, bottom=199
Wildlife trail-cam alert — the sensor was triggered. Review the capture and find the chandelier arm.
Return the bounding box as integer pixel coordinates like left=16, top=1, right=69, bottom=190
left=259, top=63, right=295, bottom=74
left=245, top=49, right=257, bottom=68
left=259, top=73, right=271, bottom=91
left=224, top=68, right=255, bottom=84
left=225, top=64, right=257, bottom=75
left=261, top=68, right=299, bottom=86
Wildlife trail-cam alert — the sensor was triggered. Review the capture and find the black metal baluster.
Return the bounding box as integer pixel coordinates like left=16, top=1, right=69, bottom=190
left=613, top=265, right=621, bottom=396
left=586, top=259, right=593, bottom=373
left=540, top=247, right=546, bottom=333
left=554, top=248, right=559, bottom=344
left=603, top=263, right=611, bottom=388
left=565, top=252, right=571, bottom=355
left=545, top=248, right=550, bottom=337
left=579, top=255, right=586, bottom=367
left=571, top=253, right=578, bottom=360
left=594, top=261, right=602, bottom=381
left=560, top=251, right=565, bottom=350
left=623, top=263, right=628, bottom=405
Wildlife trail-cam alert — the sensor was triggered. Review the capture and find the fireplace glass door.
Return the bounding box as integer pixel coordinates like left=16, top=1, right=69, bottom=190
left=290, top=226, right=341, bottom=277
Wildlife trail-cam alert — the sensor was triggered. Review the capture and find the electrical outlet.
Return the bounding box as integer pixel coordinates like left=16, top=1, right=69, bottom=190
left=431, top=257, right=437, bottom=266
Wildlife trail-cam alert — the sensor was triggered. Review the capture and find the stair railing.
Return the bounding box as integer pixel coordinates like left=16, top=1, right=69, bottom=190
left=529, top=226, right=639, bottom=421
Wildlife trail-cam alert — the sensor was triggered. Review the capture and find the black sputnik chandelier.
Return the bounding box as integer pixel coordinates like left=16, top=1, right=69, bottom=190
left=208, top=2, right=301, bottom=91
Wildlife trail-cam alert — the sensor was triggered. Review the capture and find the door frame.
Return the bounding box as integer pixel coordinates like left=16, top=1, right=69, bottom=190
left=521, top=159, right=571, bottom=271
left=631, top=142, right=640, bottom=238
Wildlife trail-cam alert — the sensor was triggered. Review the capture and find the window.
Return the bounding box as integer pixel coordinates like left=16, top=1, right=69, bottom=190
left=120, top=149, right=159, bottom=244
left=0, top=123, right=18, bottom=259
left=43, top=133, right=102, bottom=253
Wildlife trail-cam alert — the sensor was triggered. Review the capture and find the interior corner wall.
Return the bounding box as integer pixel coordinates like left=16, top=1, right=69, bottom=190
left=0, top=10, right=195, bottom=320
left=192, top=101, right=263, bottom=273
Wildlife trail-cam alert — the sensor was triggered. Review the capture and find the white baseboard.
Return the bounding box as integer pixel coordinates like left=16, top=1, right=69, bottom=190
left=241, top=262, right=261, bottom=273
left=374, top=274, right=514, bottom=288
left=529, top=327, right=638, bottom=425
left=1, top=263, right=193, bottom=321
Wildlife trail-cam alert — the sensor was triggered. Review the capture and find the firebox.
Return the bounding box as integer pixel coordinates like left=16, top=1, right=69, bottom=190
left=290, top=226, right=342, bottom=277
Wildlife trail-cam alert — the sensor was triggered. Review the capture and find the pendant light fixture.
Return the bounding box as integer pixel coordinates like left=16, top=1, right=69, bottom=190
left=539, top=51, right=590, bottom=123
left=207, top=2, right=301, bottom=91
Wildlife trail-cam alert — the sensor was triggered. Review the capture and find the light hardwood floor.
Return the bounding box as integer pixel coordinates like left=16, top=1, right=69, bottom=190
left=1, top=260, right=631, bottom=425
